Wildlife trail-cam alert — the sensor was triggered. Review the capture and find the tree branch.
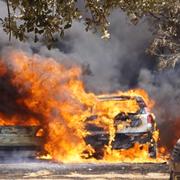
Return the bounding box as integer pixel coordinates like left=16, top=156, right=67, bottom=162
left=6, top=0, right=11, bottom=41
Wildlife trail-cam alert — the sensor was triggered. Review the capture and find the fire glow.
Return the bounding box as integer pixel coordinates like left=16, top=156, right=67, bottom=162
left=0, top=50, right=167, bottom=163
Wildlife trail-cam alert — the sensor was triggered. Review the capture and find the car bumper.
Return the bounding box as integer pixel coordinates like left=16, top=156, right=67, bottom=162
left=85, top=132, right=152, bottom=149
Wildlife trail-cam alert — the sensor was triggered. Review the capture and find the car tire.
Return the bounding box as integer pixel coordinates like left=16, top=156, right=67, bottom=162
left=93, top=148, right=104, bottom=159
left=148, top=142, right=157, bottom=158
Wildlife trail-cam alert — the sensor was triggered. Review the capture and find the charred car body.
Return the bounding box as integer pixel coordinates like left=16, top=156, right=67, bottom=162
left=85, top=95, right=157, bottom=158
left=0, top=126, right=43, bottom=159
left=169, top=139, right=180, bottom=180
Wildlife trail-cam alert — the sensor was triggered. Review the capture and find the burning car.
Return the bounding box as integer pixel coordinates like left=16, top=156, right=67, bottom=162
left=169, top=139, right=180, bottom=180
left=0, top=50, right=159, bottom=162
left=85, top=95, right=158, bottom=159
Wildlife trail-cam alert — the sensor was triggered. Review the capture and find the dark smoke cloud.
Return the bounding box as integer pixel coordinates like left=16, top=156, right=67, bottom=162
left=0, top=2, right=153, bottom=92
left=0, top=71, right=43, bottom=120
left=0, top=1, right=179, bottom=150
left=52, top=11, right=154, bottom=92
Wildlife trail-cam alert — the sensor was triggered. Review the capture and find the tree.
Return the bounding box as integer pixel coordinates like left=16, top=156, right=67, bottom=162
left=1, top=0, right=180, bottom=68
left=147, top=1, right=180, bottom=69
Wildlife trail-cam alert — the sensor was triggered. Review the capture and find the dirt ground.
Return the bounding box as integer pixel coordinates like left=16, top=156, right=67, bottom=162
left=0, top=160, right=170, bottom=179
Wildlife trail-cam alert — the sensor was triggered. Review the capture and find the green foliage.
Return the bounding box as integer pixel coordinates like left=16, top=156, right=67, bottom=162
left=2, top=0, right=81, bottom=44
left=0, top=0, right=176, bottom=41
left=146, top=1, right=180, bottom=69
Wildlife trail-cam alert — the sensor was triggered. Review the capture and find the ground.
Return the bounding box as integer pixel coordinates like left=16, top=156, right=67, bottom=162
left=0, top=160, right=170, bottom=179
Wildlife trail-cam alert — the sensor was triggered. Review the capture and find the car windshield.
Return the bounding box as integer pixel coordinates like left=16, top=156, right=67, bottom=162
left=93, top=96, right=140, bottom=117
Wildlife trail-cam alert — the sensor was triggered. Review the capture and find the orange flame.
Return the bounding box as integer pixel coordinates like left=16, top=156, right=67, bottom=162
left=0, top=50, right=166, bottom=163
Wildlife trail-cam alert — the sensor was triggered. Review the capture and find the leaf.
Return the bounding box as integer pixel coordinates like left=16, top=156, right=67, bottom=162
left=64, top=23, right=72, bottom=29
left=38, top=29, right=44, bottom=34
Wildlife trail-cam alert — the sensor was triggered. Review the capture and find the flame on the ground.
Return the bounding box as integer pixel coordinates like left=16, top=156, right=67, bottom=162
left=103, top=143, right=166, bottom=163
left=0, top=50, right=167, bottom=163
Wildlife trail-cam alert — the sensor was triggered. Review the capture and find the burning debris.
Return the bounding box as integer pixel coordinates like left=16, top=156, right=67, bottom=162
left=0, top=49, right=168, bottom=163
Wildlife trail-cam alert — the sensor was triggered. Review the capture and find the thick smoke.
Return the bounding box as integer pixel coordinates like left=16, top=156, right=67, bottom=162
left=0, top=2, right=153, bottom=92
left=139, top=68, right=180, bottom=149
left=40, top=11, right=153, bottom=92
left=0, top=1, right=179, bottom=151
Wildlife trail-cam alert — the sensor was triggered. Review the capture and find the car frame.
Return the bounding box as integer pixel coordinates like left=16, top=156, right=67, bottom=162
left=0, top=126, right=43, bottom=159
left=84, top=95, right=158, bottom=159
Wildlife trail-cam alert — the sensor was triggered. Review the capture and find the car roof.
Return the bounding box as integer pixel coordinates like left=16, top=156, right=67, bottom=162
left=97, top=95, right=143, bottom=101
